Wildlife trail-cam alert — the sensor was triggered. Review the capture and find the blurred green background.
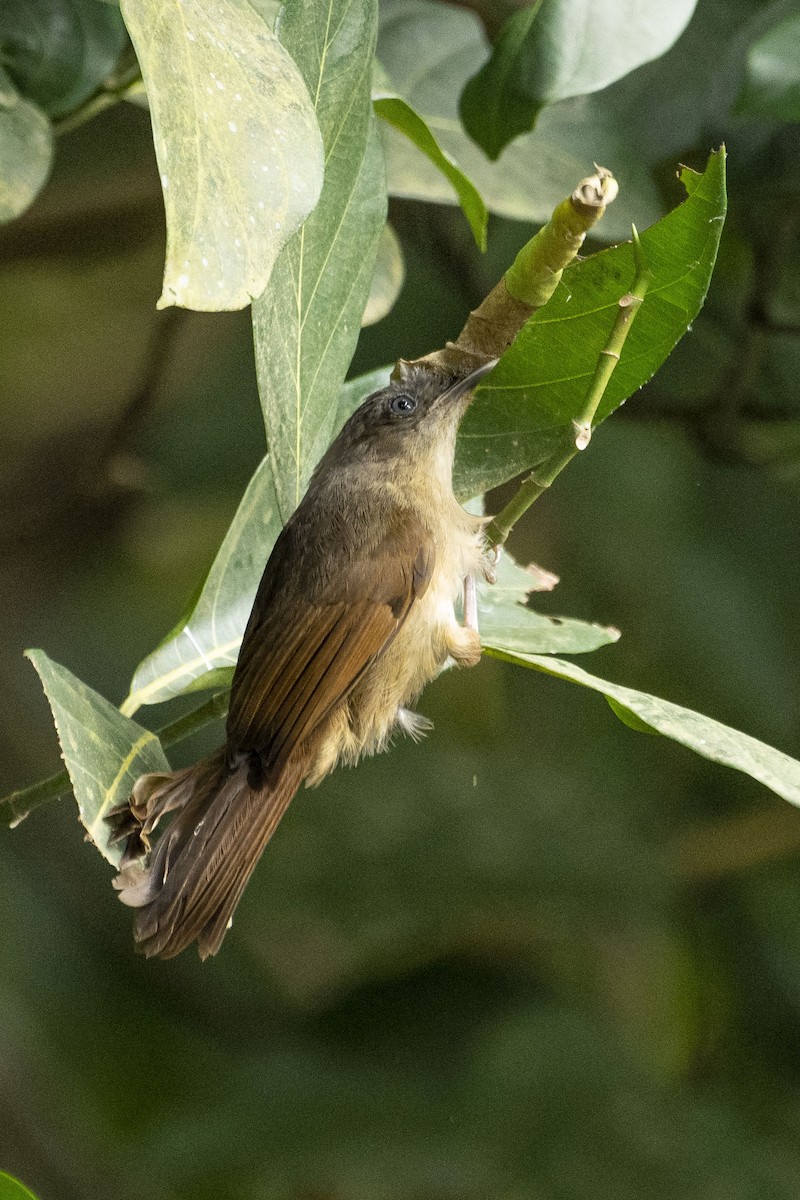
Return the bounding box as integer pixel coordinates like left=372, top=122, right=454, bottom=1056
left=3, top=1, right=800, bottom=1197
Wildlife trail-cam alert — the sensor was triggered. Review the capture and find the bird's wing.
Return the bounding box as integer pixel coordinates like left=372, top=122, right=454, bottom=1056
left=226, top=511, right=434, bottom=775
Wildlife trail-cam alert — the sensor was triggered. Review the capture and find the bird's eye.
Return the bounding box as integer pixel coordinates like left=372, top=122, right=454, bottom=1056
left=389, top=393, right=417, bottom=416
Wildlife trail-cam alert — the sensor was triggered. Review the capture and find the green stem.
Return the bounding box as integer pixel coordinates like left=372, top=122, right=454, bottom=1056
left=52, top=64, right=143, bottom=136
left=484, top=227, right=653, bottom=549
left=1, top=689, right=229, bottom=828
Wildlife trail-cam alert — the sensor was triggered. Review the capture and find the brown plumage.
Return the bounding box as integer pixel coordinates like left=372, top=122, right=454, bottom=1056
left=112, top=360, right=495, bottom=959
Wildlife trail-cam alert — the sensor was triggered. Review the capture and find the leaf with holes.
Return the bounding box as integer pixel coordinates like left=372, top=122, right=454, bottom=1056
left=478, top=552, right=619, bottom=658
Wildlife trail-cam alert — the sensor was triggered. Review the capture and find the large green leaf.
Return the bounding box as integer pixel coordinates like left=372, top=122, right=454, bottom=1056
left=486, top=650, right=800, bottom=807
left=454, top=151, right=727, bottom=499
left=120, top=0, right=323, bottom=311
left=27, top=650, right=169, bottom=866
left=583, top=0, right=764, bottom=163
left=253, top=0, right=385, bottom=522
left=459, top=0, right=697, bottom=160
left=0, top=0, right=127, bottom=118
left=373, top=93, right=488, bottom=250
left=0, top=81, right=52, bottom=223
left=739, top=9, right=800, bottom=121
left=377, top=0, right=663, bottom=242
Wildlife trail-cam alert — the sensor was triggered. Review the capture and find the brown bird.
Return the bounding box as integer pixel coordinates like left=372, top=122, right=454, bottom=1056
left=112, top=358, right=496, bottom=959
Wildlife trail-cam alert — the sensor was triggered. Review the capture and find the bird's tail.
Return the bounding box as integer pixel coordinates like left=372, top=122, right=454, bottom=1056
left=112, top=747, right=306, bottom=959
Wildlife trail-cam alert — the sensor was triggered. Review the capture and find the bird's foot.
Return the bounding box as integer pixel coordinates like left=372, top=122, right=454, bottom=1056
left=482, top=543, right=502, bottom=586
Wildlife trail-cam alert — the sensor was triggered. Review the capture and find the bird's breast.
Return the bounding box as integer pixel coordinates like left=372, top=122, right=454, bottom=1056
left=303, top=506, right=484, bottom=786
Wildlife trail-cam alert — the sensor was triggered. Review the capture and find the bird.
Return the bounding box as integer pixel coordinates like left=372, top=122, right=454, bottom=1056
left=111, top=357, right=496, bottom=959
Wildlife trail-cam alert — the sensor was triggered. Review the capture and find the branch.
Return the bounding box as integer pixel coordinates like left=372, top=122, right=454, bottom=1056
left=396, top=166, right=618, bottom=381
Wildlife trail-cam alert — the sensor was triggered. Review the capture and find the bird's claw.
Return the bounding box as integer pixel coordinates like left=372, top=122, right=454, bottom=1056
left=483, top=543, right=502, bottom=585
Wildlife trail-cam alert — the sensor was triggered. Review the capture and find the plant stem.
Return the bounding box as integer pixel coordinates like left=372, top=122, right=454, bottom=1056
left=1, top=690, right=230, bottom=828
left=400, top=166, right=618, bottom=379
left=484, top=227, right=653, bottom=548
left=52, top=63, right=143, bottom=136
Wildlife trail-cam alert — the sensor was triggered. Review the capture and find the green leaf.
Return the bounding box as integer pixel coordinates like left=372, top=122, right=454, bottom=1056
left=119, top=0, right=324, bottom=311
left=26, top=650, right=169, bottom=866
left=739, top=10, right=800, bottom=121
left=487, top=650, right=800, bottom=807
left=246, top=0, right=281, bottom=25
left=373, top=93, right=487, bottom=250
left=459, top=0, right=697, bottom=160
left=362, top=222, right=405, bottom=327
left=253, top=0, right=386, bottom=522
left=458, top=0, right=545, bottom=161
left=377, top=0, right=663, bottom=242
left=0, top=1173, right=40, bottom=1200
left=0, top=0, right=127, bottom=118
left=0, top=66, right=17, bottom=105
left=123, top=458, right=281, bottom=713
left=454, top=150, right=727, bottom=500
left=0, top=83, right=53, bottom=223
left=479, top=552, right=619, bottom=658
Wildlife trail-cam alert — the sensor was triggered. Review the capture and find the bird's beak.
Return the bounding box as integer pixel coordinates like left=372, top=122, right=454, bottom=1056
left=438, top=357, right=498, bottom=406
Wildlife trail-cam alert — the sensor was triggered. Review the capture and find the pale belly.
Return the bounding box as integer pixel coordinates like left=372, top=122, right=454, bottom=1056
left=305, top=515, right=485, bottom=785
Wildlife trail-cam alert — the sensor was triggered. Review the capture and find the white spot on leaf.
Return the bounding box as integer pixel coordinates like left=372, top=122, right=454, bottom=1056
left=120, top=0, right=323, bottom=311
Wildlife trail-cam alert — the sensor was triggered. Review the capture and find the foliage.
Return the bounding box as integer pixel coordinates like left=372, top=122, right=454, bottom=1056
left=0, top=1175, right=39, bottom=1200
left=252, top=0, right=385, bottom=521
left=2, top=1, right=800, bottom=1198
left=459, top=0, right=698, bottom=159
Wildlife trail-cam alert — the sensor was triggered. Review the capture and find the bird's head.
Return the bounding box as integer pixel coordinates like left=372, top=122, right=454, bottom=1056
left=328, top=359, right=497, bottom=471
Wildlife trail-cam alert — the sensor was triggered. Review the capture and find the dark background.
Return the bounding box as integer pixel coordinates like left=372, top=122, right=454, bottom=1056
left=2, top=2, right=800, bottom=1195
